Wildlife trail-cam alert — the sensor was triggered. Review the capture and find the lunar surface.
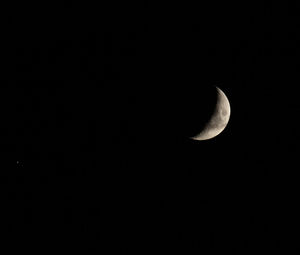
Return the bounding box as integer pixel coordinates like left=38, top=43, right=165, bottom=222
left=191, top=87, right=231, bottom=141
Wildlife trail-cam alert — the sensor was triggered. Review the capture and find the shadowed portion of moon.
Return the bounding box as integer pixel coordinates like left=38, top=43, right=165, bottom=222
left=191, top=87, right=231, bottom=141
left=169, top=86, right=219, bottom=140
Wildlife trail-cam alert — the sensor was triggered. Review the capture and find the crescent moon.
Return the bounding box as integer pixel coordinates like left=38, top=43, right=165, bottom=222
left=191, top=87, right=231, bottom=141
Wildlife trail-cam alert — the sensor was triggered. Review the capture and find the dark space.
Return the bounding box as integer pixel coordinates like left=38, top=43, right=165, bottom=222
left=4, top=1, right=300, bottom=253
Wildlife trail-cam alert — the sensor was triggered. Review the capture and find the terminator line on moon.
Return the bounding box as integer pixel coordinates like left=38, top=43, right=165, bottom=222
left=191, top=87, right=231, bottom=141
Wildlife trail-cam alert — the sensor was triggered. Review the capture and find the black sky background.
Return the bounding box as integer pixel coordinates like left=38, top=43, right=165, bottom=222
left=5, top=1, right=300, bottom=253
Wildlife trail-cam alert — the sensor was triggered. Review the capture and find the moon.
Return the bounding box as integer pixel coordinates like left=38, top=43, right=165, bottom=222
left=191, top=87, right=231, bottom=141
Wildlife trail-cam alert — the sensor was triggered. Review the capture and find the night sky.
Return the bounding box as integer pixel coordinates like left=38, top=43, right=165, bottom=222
left=8, top=1, right=300, bottom=254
